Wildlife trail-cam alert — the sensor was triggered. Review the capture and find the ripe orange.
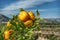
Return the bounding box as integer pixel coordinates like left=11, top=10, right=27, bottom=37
left=18, top=11, right=29, bottom=22
left=4, top=30, right=13, bottom=40
left=24, top=20, right=33, bottom=27
left=28, top=11, right=35, bottom=20
left=7, top=22, right=12, bottom=27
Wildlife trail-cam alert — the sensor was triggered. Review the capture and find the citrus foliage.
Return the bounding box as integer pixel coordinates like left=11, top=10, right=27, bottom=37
left=0, top=8, right=41, bottom=40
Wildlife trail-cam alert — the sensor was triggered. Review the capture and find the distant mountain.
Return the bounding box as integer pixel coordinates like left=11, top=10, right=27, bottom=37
left=0, top=14, right=10, bottom=23
left=43, top=18, right=60, bottom=23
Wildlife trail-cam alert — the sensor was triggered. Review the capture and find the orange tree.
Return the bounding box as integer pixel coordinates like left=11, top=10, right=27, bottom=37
left=0, top=8, right=42, bottom=40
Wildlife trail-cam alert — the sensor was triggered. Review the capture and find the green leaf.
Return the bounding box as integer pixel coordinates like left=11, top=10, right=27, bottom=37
left=20, top=8, right=25, bottom=12
left=18, top=20, right=26, bottom=29
left=36, top=9, right=40, bottom=18
left=17, top=36, right=25, bottom=40
left=0, top=35, right=4, bottom=40
left=10, top=21, right=19, bottom=30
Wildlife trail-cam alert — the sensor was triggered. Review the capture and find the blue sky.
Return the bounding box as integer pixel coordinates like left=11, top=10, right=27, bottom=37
left=0, top=0, right=60, bottom=18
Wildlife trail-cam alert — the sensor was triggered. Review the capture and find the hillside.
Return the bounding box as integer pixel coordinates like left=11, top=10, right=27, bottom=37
left=0, top=14, right=10, bottom=23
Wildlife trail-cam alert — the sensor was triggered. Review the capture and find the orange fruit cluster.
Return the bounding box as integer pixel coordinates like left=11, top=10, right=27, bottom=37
left=7, top=11, right=35, bottom=27
left=5, top=10, right=35, bottom=40
left=18, top=11, right=35, bottom=27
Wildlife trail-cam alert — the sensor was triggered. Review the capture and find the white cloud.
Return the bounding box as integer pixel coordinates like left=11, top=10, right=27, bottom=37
left=0, top=0, right=56, bottom=18
left=1, top=0, right=56, bottom=10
